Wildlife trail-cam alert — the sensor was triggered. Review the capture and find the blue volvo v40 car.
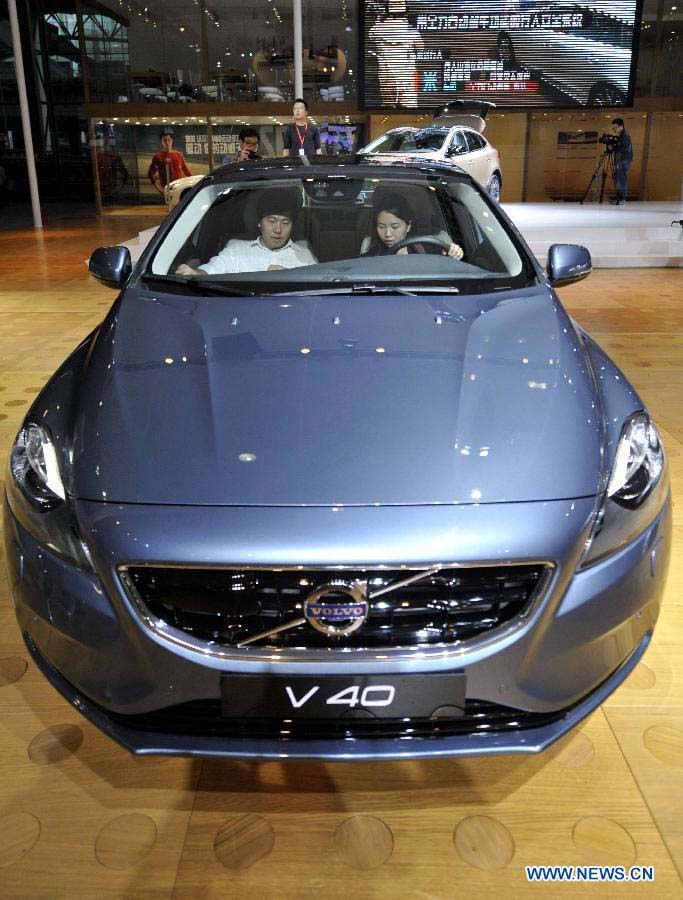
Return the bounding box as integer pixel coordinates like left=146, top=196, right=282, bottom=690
left=3, top=158, right=671, bottom=759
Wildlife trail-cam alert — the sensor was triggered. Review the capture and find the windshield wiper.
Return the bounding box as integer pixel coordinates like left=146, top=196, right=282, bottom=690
left=274, top=284, right=460, bottom=297
left=140, top=273, right=254, bottom=296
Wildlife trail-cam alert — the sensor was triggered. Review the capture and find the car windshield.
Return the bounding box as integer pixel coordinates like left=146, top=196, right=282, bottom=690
left=363, top=129, right=447, bottom=154
left=147, top=169, right=530, bottom=296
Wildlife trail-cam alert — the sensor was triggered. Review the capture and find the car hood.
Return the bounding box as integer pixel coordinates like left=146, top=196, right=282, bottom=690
left=72, top=285, right=602, bottom=506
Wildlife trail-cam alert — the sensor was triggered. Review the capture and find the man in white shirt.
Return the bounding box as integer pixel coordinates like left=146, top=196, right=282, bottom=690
left=175, top=189, right=317, bottom=275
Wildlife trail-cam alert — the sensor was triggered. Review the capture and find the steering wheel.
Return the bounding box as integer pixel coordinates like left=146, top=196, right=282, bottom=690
left=387, top=235, right=453, bottom=255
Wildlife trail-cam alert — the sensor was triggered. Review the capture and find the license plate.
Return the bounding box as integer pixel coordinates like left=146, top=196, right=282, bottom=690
left=221, top=673, right=466, bottom=719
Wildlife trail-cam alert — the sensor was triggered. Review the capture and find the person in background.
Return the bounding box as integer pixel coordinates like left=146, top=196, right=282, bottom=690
left=610, top=117, right=633, bottom=206
left=96, top=138, right=128, bottom=198
left=282, top=99, right=322, bottom=157
left=148, top=132, right=192, bottom=197
left=235, top=127, right=261, bottom=162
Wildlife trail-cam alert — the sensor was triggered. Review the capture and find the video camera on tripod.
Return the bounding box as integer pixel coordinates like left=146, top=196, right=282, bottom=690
left=580, top=134, right=618, bottom=204
left=598, top=133, right=619, bottom=152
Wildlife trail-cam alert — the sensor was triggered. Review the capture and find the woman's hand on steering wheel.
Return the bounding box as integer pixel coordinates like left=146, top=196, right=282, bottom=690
left=388, top=235, right=464, bottom=260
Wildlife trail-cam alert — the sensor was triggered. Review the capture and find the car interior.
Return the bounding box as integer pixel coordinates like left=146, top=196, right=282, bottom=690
left=160, top=178, right=514, bottom=278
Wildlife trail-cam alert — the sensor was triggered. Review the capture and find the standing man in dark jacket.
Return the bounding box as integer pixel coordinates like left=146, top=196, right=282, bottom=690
left=282, top=99, right=322, bottom=157
left=610, top=117, right=633, bottom=205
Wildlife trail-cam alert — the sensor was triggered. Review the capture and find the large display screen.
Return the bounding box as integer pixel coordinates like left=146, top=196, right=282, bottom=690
left=360, top=1, right=640, bottom=109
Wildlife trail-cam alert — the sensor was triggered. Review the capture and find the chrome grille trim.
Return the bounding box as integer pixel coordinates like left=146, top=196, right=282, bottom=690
left=117, top=561, right=556, bottom=663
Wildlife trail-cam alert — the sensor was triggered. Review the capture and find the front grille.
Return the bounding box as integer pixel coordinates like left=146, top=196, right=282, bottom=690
left=106, top=699, right=568, bottom=741
left=122, top=564, right=548, bottom=650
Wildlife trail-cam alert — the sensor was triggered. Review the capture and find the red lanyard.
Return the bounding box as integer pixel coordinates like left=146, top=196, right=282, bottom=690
left=295, top=123, right=308, bottom=148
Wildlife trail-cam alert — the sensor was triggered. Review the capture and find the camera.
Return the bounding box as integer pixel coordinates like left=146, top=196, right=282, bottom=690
left=248, top=150, right=257, bottom=160
left=599, top=133, right=618, bottom=150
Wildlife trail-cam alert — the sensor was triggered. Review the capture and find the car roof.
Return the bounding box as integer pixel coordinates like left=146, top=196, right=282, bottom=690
left=209, top=154, right=470, bottom=181
left=384, top=126, right=449, bottom=135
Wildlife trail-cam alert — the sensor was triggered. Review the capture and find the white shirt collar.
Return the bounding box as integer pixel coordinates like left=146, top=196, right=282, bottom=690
left=250, top=237, right=296, bottom=252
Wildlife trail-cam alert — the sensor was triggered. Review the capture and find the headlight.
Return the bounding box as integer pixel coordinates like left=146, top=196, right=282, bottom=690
left=607, top=412, right=664, bottom=509
left=580, top=412, right=667, bottom=569
left=10, top=423, right=66, bottom=510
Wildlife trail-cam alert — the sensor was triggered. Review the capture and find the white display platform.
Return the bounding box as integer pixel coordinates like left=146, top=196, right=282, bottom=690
left=123, top=225, right=159, bottom=264
left=117, top=203, right=683, bottom=270
left=503, top=201, right=683, bottom=268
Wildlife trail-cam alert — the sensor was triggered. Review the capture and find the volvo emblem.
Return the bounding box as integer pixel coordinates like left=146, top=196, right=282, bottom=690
left=303, top=582, right=369, bottom=636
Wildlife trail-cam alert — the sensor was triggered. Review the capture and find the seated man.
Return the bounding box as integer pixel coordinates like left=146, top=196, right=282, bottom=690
left=175, top=188, right=317, bottom=275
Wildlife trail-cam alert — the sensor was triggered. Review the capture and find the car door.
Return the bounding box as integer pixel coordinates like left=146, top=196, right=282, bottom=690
left=463, top=130, right=492, bottom=188
left=446, top=129, right=471, bottom=171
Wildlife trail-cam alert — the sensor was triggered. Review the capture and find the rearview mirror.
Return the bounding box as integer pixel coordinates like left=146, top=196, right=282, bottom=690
left=88, top=246, right=132, bottom=289
left=547, top=244, right=592, bottom=288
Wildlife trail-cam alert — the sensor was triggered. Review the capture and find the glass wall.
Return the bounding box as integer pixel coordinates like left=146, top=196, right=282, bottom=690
left=81, top=3, right=129, bottom=103
left=29, top=0, right=681, bottom=113
left=655, top=2, right=682, bottom=97
left=206, top=2, right=292, bottom=103
left=93, top=116, right=209, bottom=208
left=636, top=0, right=660, bottom=97
left=82, top=0, right=357, bottom=106
left=92, top=113, right=366, bottom=210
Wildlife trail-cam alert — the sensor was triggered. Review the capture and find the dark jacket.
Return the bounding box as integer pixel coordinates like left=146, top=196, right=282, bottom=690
left=614, top=129, right=633, bottom=167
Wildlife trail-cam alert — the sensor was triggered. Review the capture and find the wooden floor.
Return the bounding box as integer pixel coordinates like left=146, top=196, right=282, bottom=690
left=0, top=220, right=682, bottom=899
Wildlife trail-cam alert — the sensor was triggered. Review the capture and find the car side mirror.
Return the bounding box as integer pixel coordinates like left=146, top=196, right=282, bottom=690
left=88, top=246, right=132, bottom=289
left=547, top=244, right=592, bottom=288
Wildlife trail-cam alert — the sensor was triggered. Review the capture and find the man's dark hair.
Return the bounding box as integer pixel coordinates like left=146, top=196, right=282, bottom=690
left=256, top=188, right=300, bottom=221
left=239, top=126, right=260, bottom=143
left=293, top=97, right=308, bottom=110
left=160, top=131, right=173, bottom=139
left=612, top=118, right=625, bottom=127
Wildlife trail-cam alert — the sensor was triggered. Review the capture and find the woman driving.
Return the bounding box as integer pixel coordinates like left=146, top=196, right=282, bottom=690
left=362, top=193, right=464, bottom=259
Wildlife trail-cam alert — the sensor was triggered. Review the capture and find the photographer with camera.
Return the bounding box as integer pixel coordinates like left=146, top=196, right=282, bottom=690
left=235, top=127, right=261, bottom=162
left=610, top=118, right=632, bottom=206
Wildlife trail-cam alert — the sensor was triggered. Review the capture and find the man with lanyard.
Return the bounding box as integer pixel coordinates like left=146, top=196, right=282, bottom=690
left=282, top=99, right=322, bottom=157
left=148, top=132, right=192, bottom=198
left=610, top=117, right=633, bottom=206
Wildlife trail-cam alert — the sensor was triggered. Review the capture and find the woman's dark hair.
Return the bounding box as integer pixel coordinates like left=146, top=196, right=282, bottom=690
left=364, top=192, right=413, bottom=255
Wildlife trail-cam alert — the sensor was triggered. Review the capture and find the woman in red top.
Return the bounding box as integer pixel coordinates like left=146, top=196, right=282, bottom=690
left=148, top=133, right=192, bottom=196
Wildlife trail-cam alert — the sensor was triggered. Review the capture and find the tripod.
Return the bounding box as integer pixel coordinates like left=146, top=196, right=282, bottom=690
left=580, top=148, right=615, bottom=205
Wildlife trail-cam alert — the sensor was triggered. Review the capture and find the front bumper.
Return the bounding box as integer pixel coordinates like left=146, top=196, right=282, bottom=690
left=3, top=495, right=672, bottom=759
left=22, top=628, right=650, bottom=759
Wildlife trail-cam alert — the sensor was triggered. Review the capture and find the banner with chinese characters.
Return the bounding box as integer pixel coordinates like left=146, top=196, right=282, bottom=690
left=361, top=1, right=639, bottom=109
left=184, top=132, right=241, bottom=162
